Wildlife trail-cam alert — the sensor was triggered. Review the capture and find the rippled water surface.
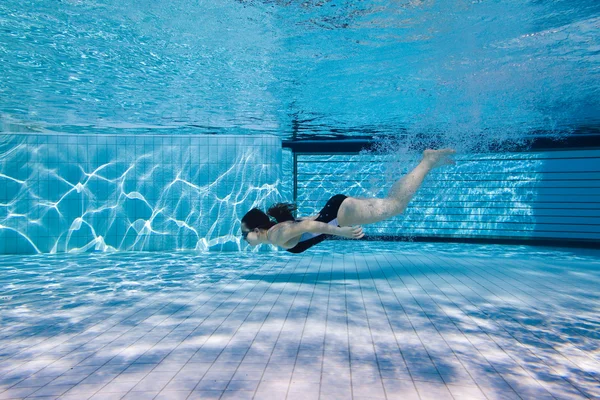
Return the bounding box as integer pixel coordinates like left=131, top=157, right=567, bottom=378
left=1, top=0, right=599, bottom=140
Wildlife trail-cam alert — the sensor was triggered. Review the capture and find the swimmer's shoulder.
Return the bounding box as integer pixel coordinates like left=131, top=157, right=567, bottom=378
left=270, top=220, right=298, bottom=233
left=273, top=221, right=304, bottom=249
left=268, top=220, right=303, bottom=242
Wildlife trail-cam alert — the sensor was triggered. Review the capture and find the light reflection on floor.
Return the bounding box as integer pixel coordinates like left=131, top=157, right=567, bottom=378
left=0, top=242, right=599, bottom=400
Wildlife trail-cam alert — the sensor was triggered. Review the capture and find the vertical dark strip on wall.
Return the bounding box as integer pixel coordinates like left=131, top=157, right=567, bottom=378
left=293, top=151, right=298, bottom=212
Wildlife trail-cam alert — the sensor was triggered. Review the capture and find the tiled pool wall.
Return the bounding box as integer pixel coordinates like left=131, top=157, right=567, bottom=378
left=1, top=135, right=598, bottom=254
left=0, top=134, right=282, bottom=254
left=296, top=150, right=600, bottom=242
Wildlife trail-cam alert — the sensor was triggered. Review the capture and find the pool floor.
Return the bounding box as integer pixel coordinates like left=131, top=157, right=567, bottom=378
left=0, top=242, right=599, bottom=400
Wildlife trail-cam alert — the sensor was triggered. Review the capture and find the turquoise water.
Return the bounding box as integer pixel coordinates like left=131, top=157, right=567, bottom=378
left=1, top=1, right=600, bottom=254
left=1, top=0, right=599, bottom=140
left=1, top=1, right=599, bottom=398
left=0, top=134, right=282, bottom=254
left=1, top=241, right=597, bottom=310
left=0, top=242, right=599, bottom=399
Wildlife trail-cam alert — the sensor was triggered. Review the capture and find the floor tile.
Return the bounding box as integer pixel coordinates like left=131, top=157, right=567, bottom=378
left=1, top=244, right=598, bottom=400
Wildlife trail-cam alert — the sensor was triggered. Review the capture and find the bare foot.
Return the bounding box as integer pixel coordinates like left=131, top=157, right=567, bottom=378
left=422, top=148, right=456, bottom=168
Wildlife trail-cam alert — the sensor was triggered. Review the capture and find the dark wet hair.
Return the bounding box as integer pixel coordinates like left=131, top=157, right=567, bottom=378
left=267, top=203, right=296, bottom=223
left=241, top=209, right=275, bottom=231
left=241, top=203, right=297, bottom=231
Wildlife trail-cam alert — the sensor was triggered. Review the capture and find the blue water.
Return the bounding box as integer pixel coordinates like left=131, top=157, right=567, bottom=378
left=2, top=1, right=600, bottom=254
left=1, top=241, right=597, bottom=310
left=1, top=0, right=599, bottom=140
left=0, top=241, right=599, bottom=399
left=1, top=2, right=599, bottom=398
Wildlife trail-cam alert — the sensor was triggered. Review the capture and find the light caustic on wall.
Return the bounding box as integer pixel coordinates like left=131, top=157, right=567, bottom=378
left=0, top=134, right=282, bottom=254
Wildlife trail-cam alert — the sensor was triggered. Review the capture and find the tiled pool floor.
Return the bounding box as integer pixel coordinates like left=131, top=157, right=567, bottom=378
left=0, top=242, right=599, bottom=400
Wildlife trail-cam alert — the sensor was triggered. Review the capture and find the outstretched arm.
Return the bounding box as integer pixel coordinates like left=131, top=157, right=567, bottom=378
left=299, top=214, right=320, bottom=221
left=281, top=220, right=364, bottom=241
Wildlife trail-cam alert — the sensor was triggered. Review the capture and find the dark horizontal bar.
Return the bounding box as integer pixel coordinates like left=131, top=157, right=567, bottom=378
left=298, top=170, right=600, bottom=175
left=310, top=223, right=599, bottom=229
left=295, top=210, right=600, bottom=217
left=283, top=133, right=600, bottom=153
left=329, top=235, right=599, bottom=249
left=296, top=176, right=600, bottom=180
left=297, top=154, right=600, bottom=161
left=297, top=182, right=600, bottom=188
left=283, top=139, right=377, bottom=153
left=300, top=199, right=600, bottom=204
left=319, top=223, right=600, bottom=229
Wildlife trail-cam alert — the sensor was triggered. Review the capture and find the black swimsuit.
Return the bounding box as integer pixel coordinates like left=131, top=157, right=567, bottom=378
left=286, top=194, right=348, bottom=254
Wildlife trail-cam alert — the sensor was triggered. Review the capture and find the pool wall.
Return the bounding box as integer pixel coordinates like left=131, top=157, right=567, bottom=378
left=0, top=133, right=282, bottom=254
left=295, top=149, right=600, bottom=244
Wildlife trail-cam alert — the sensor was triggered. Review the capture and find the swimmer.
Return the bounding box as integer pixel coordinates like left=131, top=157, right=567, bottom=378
left=241, top=148, right=456, bottom=253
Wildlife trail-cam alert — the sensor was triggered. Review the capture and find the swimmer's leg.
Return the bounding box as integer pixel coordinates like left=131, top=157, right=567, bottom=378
left=337, top=148, right=455, bottom=226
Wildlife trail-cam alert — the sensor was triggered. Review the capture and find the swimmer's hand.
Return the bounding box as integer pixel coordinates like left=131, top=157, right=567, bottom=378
left=338, top=225, right=364, bottom=239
